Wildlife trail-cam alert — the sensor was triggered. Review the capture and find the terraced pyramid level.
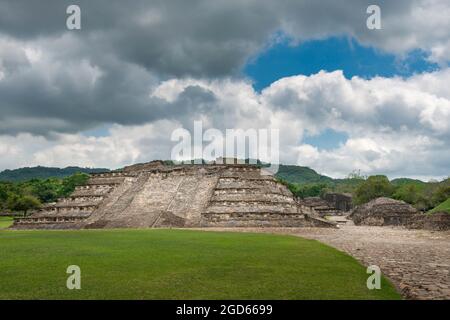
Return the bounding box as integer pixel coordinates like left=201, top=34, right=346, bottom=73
left=12, top=163, right=335, bottom=229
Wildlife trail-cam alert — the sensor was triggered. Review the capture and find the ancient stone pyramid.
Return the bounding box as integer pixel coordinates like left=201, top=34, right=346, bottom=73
left=13, top=162, right=334, bottom=229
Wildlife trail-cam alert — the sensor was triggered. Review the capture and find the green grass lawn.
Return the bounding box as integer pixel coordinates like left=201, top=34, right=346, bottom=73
left=428, top=198, right=450, bottom=214
left=0, top=228, right=400, bottom=300
left=0, top=216, right=13, bottom=229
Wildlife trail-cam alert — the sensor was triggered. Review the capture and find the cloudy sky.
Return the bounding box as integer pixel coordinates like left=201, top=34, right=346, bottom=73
left=0, top=0, right=449, bottom=180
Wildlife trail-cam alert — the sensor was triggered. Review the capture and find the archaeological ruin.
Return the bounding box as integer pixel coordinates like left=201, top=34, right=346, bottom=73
left=12, top=162, right=335, bottom=229
left=298, top=193, right=353, bottom=217
left=348, top=196, right=450, bottom=230
left=350, top=197, right=418, bottom=226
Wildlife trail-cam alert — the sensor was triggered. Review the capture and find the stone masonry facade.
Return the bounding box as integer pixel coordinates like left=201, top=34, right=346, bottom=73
left=12, top=162, right=335, bottom=229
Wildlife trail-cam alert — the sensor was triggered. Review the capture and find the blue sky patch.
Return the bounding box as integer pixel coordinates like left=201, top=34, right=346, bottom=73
left=303, top=129, right=349, bottom=151
left=244, top=36, right=439, bottom=92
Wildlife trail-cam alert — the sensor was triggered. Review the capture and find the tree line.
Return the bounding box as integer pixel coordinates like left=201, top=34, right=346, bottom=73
left=0, top=173, right=89, bottom=216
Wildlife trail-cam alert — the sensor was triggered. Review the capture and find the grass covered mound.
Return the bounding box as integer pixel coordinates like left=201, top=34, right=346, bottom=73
left=0, top=216, right=13, bottom=229
left=428, top=198, right=450, bottom=214
left=0, top=229, right=400, bottom=300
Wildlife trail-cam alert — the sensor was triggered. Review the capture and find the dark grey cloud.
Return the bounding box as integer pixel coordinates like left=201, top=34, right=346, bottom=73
left=0, top=0, right=448, bottom=136
left=0, top=0, right=433, bottom=77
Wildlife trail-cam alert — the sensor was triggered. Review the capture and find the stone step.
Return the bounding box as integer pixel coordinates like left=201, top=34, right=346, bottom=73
left=73, top=185, right=114, bottom=196
left=38, top=206, right=96, bottom=215
left=14, top=215, right=88, bottom=225
left=202, top=212, right=305, bottom=220
left=64, top=195, right=105, bottom=201
left=52, top=201, right=101, bottom=208
left=31, top=210, right=92, bottom=218
left=204, top=204, right=299, bottom=214
left=87, top=177, right=125, bottom=185
left=215, top=181, right=283, bottom=190
left=218, top=175, right=274, bottom=180
left=90, top=172, right=127, bottom=178
left=200, top=212, right=308, bottom=227
left=209, top=199, right=295, bottom=205
left=212, top=193, right=294, bottom=202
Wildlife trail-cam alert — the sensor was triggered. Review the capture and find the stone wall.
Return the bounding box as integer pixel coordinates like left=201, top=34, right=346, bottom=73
left=406, top=212, right=450, bottom=231
left=355, top=212, right=450, bottom=231
left=322, top=193, right=353, bottom=212
left=299, top=197, right=336, bottom=216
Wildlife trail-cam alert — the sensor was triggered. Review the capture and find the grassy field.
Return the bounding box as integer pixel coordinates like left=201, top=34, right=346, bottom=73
left=0, top=216, right=13, bottom=229
left=0, top=228, right=400, bottom=300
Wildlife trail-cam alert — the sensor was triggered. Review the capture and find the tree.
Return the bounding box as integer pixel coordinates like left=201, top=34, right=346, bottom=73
left=354, top=175, right=395, bottom=205
left=25, top=178, right=61, bottom=203
left=8, top=195, right=41, bottom=217
left=295, top=183, right=329, bottom=198
left=431, top=184, right=450, bottom=207
left=393, top=184, right=421, bottom=204
left=0, top=184, right=8, bottom=211
left=60, top=173, right=89, bottom=197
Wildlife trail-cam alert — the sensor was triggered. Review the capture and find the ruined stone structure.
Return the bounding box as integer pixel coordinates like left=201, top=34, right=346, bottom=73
left=299, top=197, right=337, bottom=216
left=299, top=193, right=353, bottom=217
left=350, top=197, right=418, bottom=226
left=12, top=162, right=334, bottom=229
left=406, top=212, right=450, bottom=231
left=322, top=193, right=353, bottom=212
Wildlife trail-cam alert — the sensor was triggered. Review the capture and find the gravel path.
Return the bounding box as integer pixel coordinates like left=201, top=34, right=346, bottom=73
left=198, top=226, right=450, bottom=300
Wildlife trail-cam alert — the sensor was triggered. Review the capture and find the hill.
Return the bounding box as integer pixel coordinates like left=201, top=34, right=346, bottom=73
left=0, top=166, right=110, bottom=182
left=428, top=198, right=450, bottom=214
left=391, top=178, right=427, bottom=187
left=276, top=165, right=334, bottom=184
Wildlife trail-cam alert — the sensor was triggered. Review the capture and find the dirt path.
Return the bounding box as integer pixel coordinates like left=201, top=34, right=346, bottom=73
left=199, top=226, right=450, bottom=300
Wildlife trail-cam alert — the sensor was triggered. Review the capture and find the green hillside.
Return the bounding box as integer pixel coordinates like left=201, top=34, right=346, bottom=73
left=0, top=166, right=110, bottom=182
left=276, top=165, right=334, bottom=184
left=391, top=178, right=427, bottom=187
left=428, top=198, right=450, bottom=214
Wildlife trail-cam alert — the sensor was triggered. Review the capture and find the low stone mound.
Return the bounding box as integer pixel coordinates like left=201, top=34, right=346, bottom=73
left=350, top=197, right=417, bottom=226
